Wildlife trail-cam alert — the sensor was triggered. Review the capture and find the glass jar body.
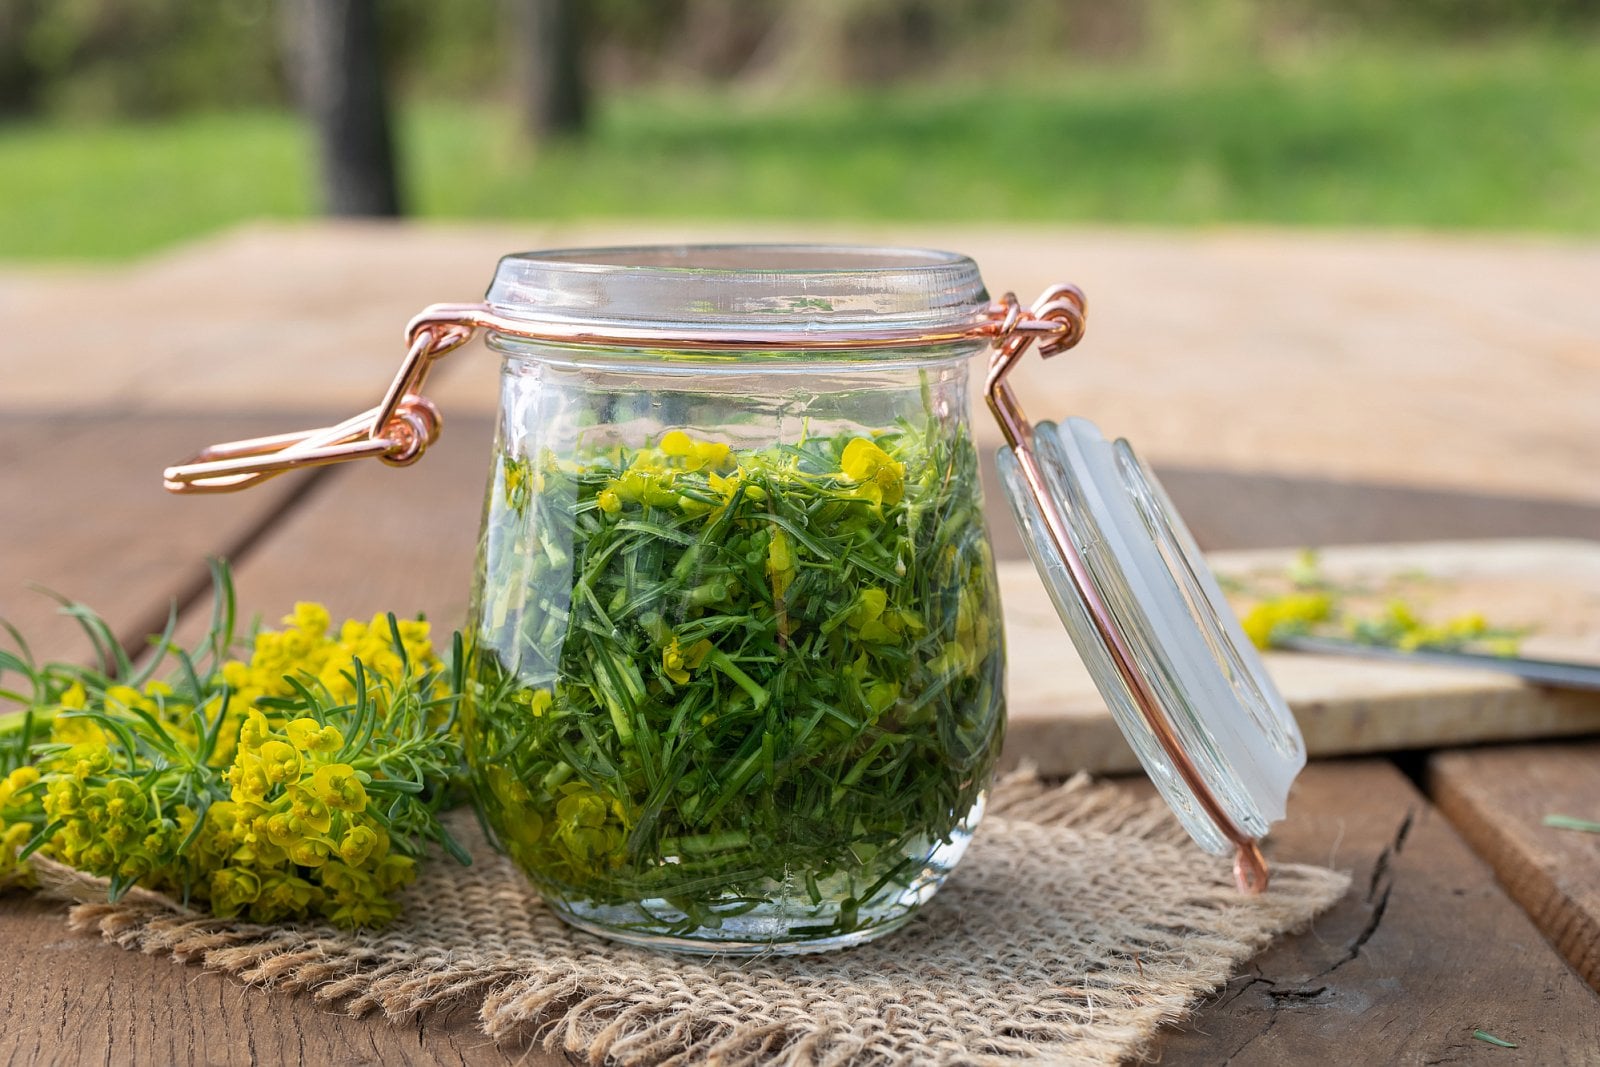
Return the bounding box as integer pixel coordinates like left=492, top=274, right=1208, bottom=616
left=463, top=340, right=1005, bottom=953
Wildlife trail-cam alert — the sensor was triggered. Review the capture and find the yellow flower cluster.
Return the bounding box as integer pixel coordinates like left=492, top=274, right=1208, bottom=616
left=198, top=710, right=414, bottom=925
left=40, top=748, right=193, bottom=888
left=586, top=430, right=906, bottom=521
left=478, top=764, right=630, bottom=878
left=0, top=597, right=450, bottom=928
left=0, top=766, right=40, bottom=887
left=1241, top=592, right=1335, bottom=649
left=29, top=708, right=416, bottom=926
left=1351, top=602, right=1512, bottom=654
left=550, top=780, right=631, bottom=867
left=1241, top=579, right=1519, bottom=656
left=596, top=430, right=739, bottom=515
left=215, top=603, right=439, bottom=763
left=661, top=635, right=713, bottom=686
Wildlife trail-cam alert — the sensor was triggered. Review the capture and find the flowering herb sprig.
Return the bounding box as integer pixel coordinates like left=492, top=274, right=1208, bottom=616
left=1240, top=550, right=1525, bottom=655
left=0, top=564, right=467, bottom=927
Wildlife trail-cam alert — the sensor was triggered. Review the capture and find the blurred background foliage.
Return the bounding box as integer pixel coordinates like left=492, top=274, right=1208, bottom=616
left=2, top=0, right=1598, bottom=258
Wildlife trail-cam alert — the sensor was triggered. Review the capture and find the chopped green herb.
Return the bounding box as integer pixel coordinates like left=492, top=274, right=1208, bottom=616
left=1473, top=1030, right=1518, bottom=1049
left=1542, top=814, right=1600, bottom=834
left=463, top=421, right=1003, bottom=943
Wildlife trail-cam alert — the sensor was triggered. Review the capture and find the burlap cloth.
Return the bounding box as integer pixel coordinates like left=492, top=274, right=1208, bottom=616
left=29, top=773, right=1347, bottom=1065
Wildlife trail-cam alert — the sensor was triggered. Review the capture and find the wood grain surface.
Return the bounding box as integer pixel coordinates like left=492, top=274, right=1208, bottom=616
left=1154, top=759, right=1600, bottom=1065
left=1429, top=742, right=1600, bottom=994
left=0, top=895, right=542, bottom=1067
left=0, top=413, right=315, bottom=666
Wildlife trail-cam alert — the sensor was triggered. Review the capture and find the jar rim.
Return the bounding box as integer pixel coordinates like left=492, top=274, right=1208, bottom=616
left=485, top=243, right=991, bottom=335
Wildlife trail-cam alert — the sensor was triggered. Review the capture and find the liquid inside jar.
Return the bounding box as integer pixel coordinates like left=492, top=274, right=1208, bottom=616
left=464, top=391, right=1004, bottom=953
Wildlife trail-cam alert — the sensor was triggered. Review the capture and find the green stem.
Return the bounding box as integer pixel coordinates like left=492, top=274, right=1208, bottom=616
left=705, top=650, right=768, bottom=709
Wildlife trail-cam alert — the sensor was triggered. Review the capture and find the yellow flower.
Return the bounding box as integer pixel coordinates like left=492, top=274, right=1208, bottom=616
left=50, top=714, right=107, bottom=748
left=848, top=587, right=903, bottom=644
left=256, top=740, right=301, bottom=785
left=288, top=601, right=331, bottom=639
left=238, top=709, right=273, bottom=755
left=210, top=867, right=262, bottom=916
left=709, top=469, right=765, bottom=504
left=839, top=438, right=905, bottom=507
left=252, top=872, right=322, bottom=922
left=309, top=763, right=368, bottom=812
left=512, top=688, right=553, bottom=718
left=662, top=637, right=713, bottom=685
left=288, top=836, right=333, bottom=867
left=338, top=823, right=386, bottom=866
left=284, top=718, right=343, bottom=754
left=227, top=756, right=272, bottom=804
left=766, top=527, right=795, bottom=600
left=0, top=766, right=40, bottom=808
left=285, top=785, right=334, bottom=834
left=659, top=430, right=732, bottom=472
left=1241, top=592, right=1334, bottom=649
left=372, top=854, right=415, bottom=893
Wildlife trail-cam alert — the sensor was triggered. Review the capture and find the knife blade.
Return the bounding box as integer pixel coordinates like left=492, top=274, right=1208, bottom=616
left=1275, top=635, right=1600, bottom=692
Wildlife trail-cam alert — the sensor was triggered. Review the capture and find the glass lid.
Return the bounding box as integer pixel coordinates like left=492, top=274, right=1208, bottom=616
left=996, top=417, right=1306, bottom=861
left=485, top=244, right=990, bottom=332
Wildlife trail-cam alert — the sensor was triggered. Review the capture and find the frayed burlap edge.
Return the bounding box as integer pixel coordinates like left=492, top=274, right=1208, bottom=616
left=23, top=773, right=1350, bottom=1066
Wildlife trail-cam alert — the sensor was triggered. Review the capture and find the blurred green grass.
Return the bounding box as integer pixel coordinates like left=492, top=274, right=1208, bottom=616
left=3, top=40, right=1597, bottom=260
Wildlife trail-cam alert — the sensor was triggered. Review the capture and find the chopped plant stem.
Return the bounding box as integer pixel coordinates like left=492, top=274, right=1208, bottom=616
left=1542, top=814, right=1600, bottom=834
left=1473, top=1030, right=1518, bottom=1049
left=465, top=422, right=1003, bottom=942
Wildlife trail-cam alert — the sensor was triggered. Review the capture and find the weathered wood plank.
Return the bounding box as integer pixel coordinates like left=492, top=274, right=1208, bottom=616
left=1152, top=760, right=1600, bottom=1064
left=0, top=894, right=545, bottom=1066
left=1429, top=742, right=1600, bottom=994
left=0, top=413, right=314, bottom=666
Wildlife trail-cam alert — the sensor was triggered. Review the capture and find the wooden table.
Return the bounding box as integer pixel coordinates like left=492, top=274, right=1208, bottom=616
left=4, top=224, right=1600, bottom=1064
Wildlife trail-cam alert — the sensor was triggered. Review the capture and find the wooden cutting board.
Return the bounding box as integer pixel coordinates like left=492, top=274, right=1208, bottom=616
left=1002, top=538, right=1600, bottom=774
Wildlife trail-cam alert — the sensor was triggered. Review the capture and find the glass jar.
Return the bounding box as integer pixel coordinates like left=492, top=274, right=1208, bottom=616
left=164, top=242, right=1306, bottom=957
left=464, top=246, right=1004, bottom=952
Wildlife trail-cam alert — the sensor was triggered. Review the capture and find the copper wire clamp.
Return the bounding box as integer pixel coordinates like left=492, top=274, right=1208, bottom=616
left=163, top=287, right=1272, bottom=893
left=163, top=299, right=1071, bottom=493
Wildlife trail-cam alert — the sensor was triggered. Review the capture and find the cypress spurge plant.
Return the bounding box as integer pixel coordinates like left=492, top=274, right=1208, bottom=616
left=0, top=564, right=468, bottom=927
left=1240, top=549, right=1525, bottom=654
left=467, top=420, right=1004, bottom=938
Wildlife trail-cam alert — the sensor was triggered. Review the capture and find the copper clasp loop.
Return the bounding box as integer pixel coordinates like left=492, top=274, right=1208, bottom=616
left=983, top=284, right=1088, bottom=452
left=162, top=309, right=483, bottom=494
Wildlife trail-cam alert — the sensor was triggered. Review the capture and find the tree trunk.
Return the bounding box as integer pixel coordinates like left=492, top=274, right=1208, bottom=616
left=514, top=0, right=588, bottom=140
left=286, top=0, right=402, bottom=216
left=0, top=0, right=43, bottom=115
